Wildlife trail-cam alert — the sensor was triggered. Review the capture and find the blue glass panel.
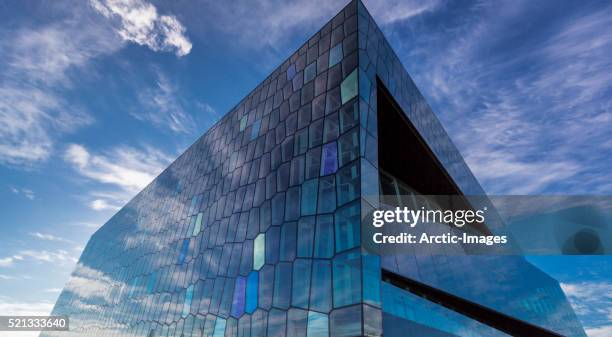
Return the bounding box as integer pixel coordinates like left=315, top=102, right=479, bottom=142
left=182, top=284, right=194, bottom=318
left=287, top=64, right=297, bottom=81
left=301, top=178, right=318, bottom=216
left=253, top=233, right=265, bottom=270
left=280, top=222, right=296, bottom=261
left=330, top=305, right=362, bottom=337
left=333, top=250, right=361, bottom=307
left=335, top=201, right=360, bottom=252
left=329, top=43, right=343, bottom=67
left=363, top=254, right=381, bottom=307
left=338, top=128, right=359, bottom=167
left=274, top=262, right=292, bottom=309
left=292, top=259, right=312, bottom=309
left=297, top=216, right=315, bottom=258
left=336, top=161, right=359, bottom=206
left=317, top=175, right=336, bottom=213
left=307, top=311, right=329, bottom=337
left=146, top=271, right=157, bottom=294
left=285, top=186, right=300, bottom=221
left=246, top=271, right=258, bottom=314
left=310, top=260, right=332, bottom=312
left=240, top=115, right=248, bottom=131
left=178, top=238, right=190, bottom=265
left=231, top=276, right=246, bottom=318
left=320, top=142, right=338, bottom=176
left=314, top=215, right=334, bottom=258
left=251, top=119, right=261, bottom=140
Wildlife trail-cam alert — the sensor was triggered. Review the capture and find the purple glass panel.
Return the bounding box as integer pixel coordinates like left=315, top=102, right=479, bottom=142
left=320, top=142, right=338, bottom=176
left=231, top=276, right=246, bottom=317
left=287, top=64, right=296, bottom=81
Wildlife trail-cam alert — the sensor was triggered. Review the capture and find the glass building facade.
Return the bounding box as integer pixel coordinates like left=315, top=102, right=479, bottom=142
left=43, top=1, right=586, bottom=336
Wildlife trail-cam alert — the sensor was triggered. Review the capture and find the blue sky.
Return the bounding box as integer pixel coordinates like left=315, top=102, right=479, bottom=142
left=0, top=0, right=610, bottom=336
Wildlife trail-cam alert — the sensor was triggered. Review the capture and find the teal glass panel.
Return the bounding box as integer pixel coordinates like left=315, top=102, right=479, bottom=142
left=301, top=178, right=318, bottom=216
left=307, top=311, right=329, bottom=337
left=333, top=250, right=361, bottom=307
left=240, top=115, right=248, bottom=131
left=317, top=175, right=336, bottom=213
left=297, top=216, right=315, bottom=258
left=182, top=285, right=194, bottom=318
left=253, top=233, right=265, bottom=270
left=340, top=69, right=358, bottom=104
left=336, top=161, right=359, bottom=206
left=146, top=271, right=157, bottom=294
left=292, top=259, right=312, bottom=309
left=314, top=214, right=334, bottom=258
left=193, top=212, right=203, bottom=236
left=304, top=61, right=317, bottom=83
left=274, top=262, right=292, bottom=309
left=246, top=271, right=258, bottom=314
left=310, top=260, right=332, bottom=313
left=212, top=317, right=226, bottom=337
left=334, top=201, right=360, bottom=252
left=363, top=254, right=381, bottom=307
left=329, top=43, right=343, bottom=67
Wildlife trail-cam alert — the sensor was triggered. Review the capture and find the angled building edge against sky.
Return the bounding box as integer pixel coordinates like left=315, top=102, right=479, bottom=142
left=43, top=1, right=586, bottom=336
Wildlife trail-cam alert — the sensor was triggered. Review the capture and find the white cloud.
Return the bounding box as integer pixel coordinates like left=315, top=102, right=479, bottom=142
left=28, top=232, right=73, bottom=243
left=17, top=250, right=78, bottom=264
left=365, top=0, right=444, bottom=24
left=44, top=288, right=63, bottom=293
left=9, top=186, right=35, bottom=200
left=91, top=0, right=192, bottom=56
left=133, top=71, right=196, bottom=134
left=587, top=326, right=612, bottom=337
left=0, top=301, right=53, bottom=316
left=561, top=282, right=612, bottom=335
left=64, top=143, right=173, bottom=210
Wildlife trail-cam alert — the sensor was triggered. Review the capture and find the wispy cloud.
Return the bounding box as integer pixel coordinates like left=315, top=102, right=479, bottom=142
left=561, top=282, right=612, bottom=335
left=0, top=249, right=77, bottom=267
left=132, top=70, right=196, bottom=134
left=28, top=232, right=73, bottom=243
left=91, top=0, right=192, bottom=56
left=385, top=0, right=612, bottom=194
left=64, top=143, right=173, bottom=210
left=0, top=300, right=54, bottom=316
left=9, top=186, right=35, bottom=200
left=365, top=0, right=444, bottom=24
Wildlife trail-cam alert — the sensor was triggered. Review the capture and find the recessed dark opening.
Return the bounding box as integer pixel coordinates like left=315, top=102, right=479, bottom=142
left=376, top=79, right=461, bottom=196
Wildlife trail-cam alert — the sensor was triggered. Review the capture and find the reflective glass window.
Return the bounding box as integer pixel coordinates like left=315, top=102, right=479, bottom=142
left=246, top=271, right=258, bottom=314
left=335, top=201, right=360, bottom=252
left=274, top=262, right=292, bottom=309
left=307, top=311, right=329, bottom=337
left=251, top=119, right=261, bottom=140
left=317, top=175, right=336, bottom=213
left=340, top=69, right=358, bottom=104
left=330, top=305, right=361, bottom=337
left=323, top=112, right=339, bottom=143
left=178, top=238, right=190, bottom=265
left=310, top=260, right=332, bottom=312
left=332, top=250, right=361, bottom=307
left=336, top=161, right=359, bottom=206
left=231, top=276, right=246, bottom=318
left=314, top=214, right=334, bottom=258
left=280, top=221, right=297, bottom=261
left=212, top=317, right=226, bottom=337
left=329, top=43, right=343, bottom=67
left=304, top=62, right=317, bottom=83
left=305, top=147, right=322, bottom=180
left=193, top=212, right=203, bottom=236
left=320, top=142, right=338, bottom=176
left=182, top=285, right=194, bottom=318
left=297, top=216, right=315, bottom=258
left=285, top=186, right=300, bottom=221
left=253, top=233, right=265, bottom=270
left=301, top=178, right=318, bottom=216
left=292, top=259, right=312, bottom=308
left=339, top=100, right=358, bottom=133
left=338, top=127, right=359, bottom=167
left=240, top=115, right=248, bottom=132
left=287, top=64, right=297, bottom=81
